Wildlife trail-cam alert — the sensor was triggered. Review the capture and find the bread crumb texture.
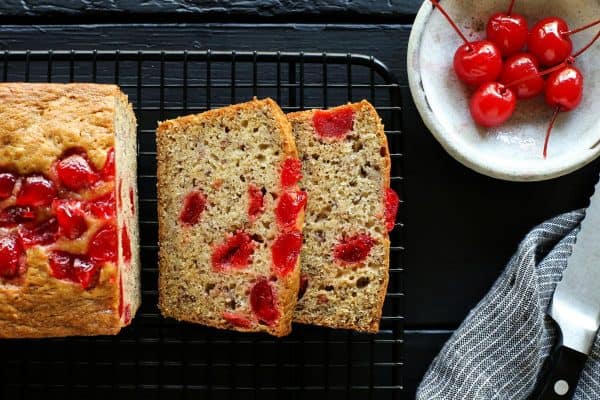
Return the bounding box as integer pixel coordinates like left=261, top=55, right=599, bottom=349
left=289, top=100, right=391, bottom=333
left=157, top=98, right=302, bottom=337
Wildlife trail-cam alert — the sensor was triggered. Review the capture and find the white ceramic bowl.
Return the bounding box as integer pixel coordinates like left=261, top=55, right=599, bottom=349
left=407, top=0, right=600, bottom=181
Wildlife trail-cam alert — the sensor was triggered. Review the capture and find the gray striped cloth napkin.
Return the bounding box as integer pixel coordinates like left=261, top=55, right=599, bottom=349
left=417, top=210, right=600, bottom=400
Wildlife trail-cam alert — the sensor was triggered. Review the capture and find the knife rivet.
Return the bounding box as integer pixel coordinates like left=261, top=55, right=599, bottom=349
left=554, top=380, right=569, bottom=396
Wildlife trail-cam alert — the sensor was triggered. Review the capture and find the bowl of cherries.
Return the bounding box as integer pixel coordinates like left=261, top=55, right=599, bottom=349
left=407, top=0, right=600, bottom=181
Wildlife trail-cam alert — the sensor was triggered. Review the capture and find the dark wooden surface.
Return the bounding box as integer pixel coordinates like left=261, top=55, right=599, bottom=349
left=1, top=0, right=420, bottom=22
left=1, top=2, right=599, bottom=398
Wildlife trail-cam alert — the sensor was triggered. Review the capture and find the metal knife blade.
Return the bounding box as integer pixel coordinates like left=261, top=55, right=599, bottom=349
left=549, top=178, right=600, bottom=355
left=530, top=178, right=600, bottom=400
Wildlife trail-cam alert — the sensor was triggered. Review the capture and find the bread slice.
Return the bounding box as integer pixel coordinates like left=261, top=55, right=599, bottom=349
left=157, top=98, right=305, bottom=337
left=0, top=83, right=140, bottom=338
left=288, top=100, right=397, bottom=333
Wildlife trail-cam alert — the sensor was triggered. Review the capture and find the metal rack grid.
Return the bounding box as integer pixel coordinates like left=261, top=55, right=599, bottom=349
left=0, top=50, right=404, bottom=400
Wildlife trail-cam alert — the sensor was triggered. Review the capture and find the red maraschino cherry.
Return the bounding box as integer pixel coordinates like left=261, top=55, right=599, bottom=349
left=0, top=232, right=24, bottom=279
left=469, top=82, right=517, bottom=127
left=430, top=0, right=503, bottom=86
left=486, top=0, right=529, bottom=56
left=0, top=172, right=16, bottom=200
left=542, top=64, right=584, bottom=158
left=540, top=30, right=598, bottom=158
left=528, top=17, right=600, bottom=67
left=545, top=65, right=584, bottom=111
left=500, top=53, right=546, bottom=99
left=56, top=153, right=100, bottom=191
left=16, top=175, right=56, bottom=207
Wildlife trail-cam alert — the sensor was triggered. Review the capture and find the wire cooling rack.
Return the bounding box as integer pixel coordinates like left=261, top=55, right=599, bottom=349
left=0, top=50, right=404, bottom=400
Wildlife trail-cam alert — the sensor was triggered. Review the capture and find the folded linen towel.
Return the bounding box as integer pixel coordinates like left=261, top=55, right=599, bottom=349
left=417, top=210, right=600, bottom=400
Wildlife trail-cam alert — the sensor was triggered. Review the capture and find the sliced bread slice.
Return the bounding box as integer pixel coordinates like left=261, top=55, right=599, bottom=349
left=157, top=98, right=305, bottom=337
left=288, top=100, right=398, bottom=333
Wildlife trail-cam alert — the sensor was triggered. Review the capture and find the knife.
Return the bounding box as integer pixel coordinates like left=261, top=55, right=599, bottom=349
left=531, top=178, right=600, bottom=400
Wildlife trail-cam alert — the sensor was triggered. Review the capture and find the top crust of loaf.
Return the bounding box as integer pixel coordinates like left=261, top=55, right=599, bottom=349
left=157, top=98, right=301, bottom=337
left=0, top=83, right=134, bottom=338
left=288, top=100, right=391, bottom=333
left=157, top=98, right=297, bottom=159
left=0, top=83, right=124, bottom=174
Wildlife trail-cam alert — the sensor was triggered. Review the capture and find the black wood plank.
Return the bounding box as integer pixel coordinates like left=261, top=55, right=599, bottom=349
left=1, top=0, right=422, bottom=22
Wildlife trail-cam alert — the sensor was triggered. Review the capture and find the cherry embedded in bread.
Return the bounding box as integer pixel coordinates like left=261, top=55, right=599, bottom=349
left=56, top=153, right=100, bottom=191
left=250, top=278, right=279, bottom=326
left=119, top=275, right=125, bottom=316
left=280, top=158, right=303, bottom=188
left=271, top=230, right=303, bottom=277
left=72, top=256, right=100, bottom=289
left=0, top=172, right=16, bottom=200
left=16, top=175, right=57, bottom=207
left=275, top=190, right=307, bottom=229
left=298, top=273, right=309, bottom=300
left=88, top=224, right=118, bottom=263
left=129, top=187, right=135, bottom=215
left=49, top=251, right=100, bottom=289
left=101, top=147, right=116, bottom=180
left=0, top=232, right=24, bottom=279
left=500, top=53, right=546, bottom=99
left=313, top=106, right=354, bottom=139
left=179, top=190, right=206, bottom=226
left=53, top=200, right=87, bottom=240
left=223, top=312, right=253, bottom=328
left=384, top=188, right=400, bottom=232
left=469, top=82, right=517, bottom=127
left=117, top=179, right=122, bottom=209
left=121, top=226, right=132, bottom=263
left=19, top=218, right=58, bottom=247
left=247, top=184, right=265, bottom=221
left=120, top=304, right=132, bottom=324
left=0, top=206, right=36, bottom=226
left=211, top=231, right=255, bottom=271
left=333, top=233, right=376, bottom=265
left=48, top=251, right=72, bottom=280
left=118, top=276, right=133, bottom=323
left=486, top=11, right=529, bottom=57
left=89, top=191, right=116, bottom=219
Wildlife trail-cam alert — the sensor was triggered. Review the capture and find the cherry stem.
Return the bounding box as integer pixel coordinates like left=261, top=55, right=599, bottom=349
left=506, top=61, right=569, bottom=88
left=543, top=107, right=561, bottom=159
left=572, top=29, right=600, bottom=58
left=429, top=0, right=471, bottom=45
left=507, top=0, right=516, bottom=15
left=507, top=28, right=599, bottom=87
left=564, top=19, right=600, bottom=36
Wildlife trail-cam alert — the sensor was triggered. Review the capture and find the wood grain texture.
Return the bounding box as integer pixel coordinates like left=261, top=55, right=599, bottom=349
left=1, top=0, right=422, bottom=20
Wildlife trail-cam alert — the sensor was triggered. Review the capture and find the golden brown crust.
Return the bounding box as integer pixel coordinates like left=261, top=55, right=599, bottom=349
left=288, top=100, right=391, bottom=333
left=0, top=249, right=120, bottom=338
left=157, top=98, right=300, bottom=337
left=0, top=83, right=134, bottom=338
left=0, top=83, right=120, bottom=174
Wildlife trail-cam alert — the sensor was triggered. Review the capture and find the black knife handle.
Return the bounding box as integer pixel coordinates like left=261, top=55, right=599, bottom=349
left=530, top=345, right=588, bottom=400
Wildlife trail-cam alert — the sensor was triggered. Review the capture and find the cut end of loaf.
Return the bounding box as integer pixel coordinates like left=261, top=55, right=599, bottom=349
left=0, top=84, right=139, bottom=338
left=157, top=98, right=303, bottom=337
left=289, top=100, right=391, bottom=333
